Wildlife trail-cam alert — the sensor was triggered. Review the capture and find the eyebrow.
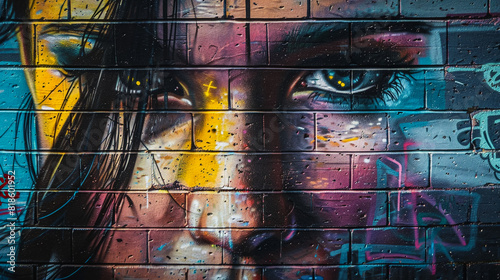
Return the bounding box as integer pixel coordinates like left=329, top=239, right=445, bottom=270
left=285, top=22, right=432, bottom=43
left=279, top=22, right=433, bottom=67
left=40, top=24, right=88, bottom=34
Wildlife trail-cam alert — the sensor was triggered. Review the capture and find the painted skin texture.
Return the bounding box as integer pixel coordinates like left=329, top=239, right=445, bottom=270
left=19, top=0, right=481, bottom=279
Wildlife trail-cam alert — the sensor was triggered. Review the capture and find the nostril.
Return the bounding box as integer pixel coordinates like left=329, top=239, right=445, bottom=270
left=187, top=192, right=264, bottom=247
left=228, top=230, right=282, bottom=263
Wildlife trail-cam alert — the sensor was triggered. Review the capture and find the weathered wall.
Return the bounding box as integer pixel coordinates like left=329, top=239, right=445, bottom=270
left=0, top=0, right=500, bottom=279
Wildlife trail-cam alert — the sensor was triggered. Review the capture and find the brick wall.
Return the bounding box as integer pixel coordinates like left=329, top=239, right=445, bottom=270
left=1, top=0, right=500, bottom=279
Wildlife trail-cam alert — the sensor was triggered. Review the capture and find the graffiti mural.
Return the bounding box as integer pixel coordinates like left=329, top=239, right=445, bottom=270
left=0, top=0, right=499, bottom=279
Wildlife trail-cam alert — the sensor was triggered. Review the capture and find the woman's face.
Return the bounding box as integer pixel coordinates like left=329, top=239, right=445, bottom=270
left=21, top=0, right=496, bottom=279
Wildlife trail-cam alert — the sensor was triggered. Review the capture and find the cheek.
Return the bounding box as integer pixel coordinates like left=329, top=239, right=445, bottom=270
left=31, top=69, right=80, bottom=109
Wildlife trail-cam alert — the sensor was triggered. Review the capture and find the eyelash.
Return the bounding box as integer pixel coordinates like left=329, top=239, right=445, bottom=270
left=299, top=70, right=415, bottom=104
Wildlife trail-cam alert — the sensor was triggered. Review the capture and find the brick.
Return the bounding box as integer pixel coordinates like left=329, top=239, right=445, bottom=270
left=312, top=0, right=398, bottom=18
left=0, top=264, right=33, bottom=280
left=431, top=153, right=499, bottom=188
left=70, top=69, right=228, bottom=110
left=268, top=22, right=349, bottom=67
left=18, top=229, right=71, bottom=262
left=315, top=266, right=388, bottom=279
left=189, top=267, right=261, bottom=279
left=0, top=159, right=35, bottom=193
left=351, top=69, right=427, bottom=111
left=36, top=23, right=187, bottom=67
left=352, top=227, right=426, bottom=264
left=389, top=264, right=464, bottom=279
left=175, top=70, right=229, bottom=110
left=401, top=0, right=486, bottom=17
left=263, top=113, right=314, bottom=151
left=471, top=110, right=500, bottom=151
left=353, top=153, right=430, bottom=189
left=314, top=267, right=348, bottom=279
left=226, top=0, right=246, bottom=18
left=263, top=267, right=314, bottom=279
left=147, top=152, right=227, bottom=189
left=70, top=0, right=108, bottom=20
left=388, top=112, right=471, bottom=151
left=467, top=263, right=500, bottom=280
left=139, top=113, right=192, bottom=151
left=188, top=23, right=267, bottom=66
left=186, top=192, right=263, bottom=229
left=430, top=67, right=500, bottom=110
left=389, top=190, right=471, bottom=226
left=0, top=70, right=30, bottom=108
left=280, top=230, right=350, bottom=264
left=149, top=229, right=223, bottom=264
left=263, top=193, right=313, bottom=227
left=449, top=20, right=500, bottom=65
left=38, top=265, right=113, bottom=279
left=193, top=113, right=264, bottom=151
left=222, top=229, right=281, bottom=265
left=35, top=24, right=103, bottom=66
left=37, top=192, right=114, bottom=227
left=164, top=0, right=224, bottom=18
left=44, top=112, right=191, bottom=152
left=424, top=69, right=448, bottom=109
left=73, top=229, right=147, bottom=263
left=114, top=23, right=187, bottom=66
left=1, top=153, right=38, bottom=191
left=229, top=69, right=305, bottom=110
left=349, top=265, right=388, bottom=279
left=225, top=154, right=289, bottom=190
left=250, top=0, right=307, bottom=18
left=36, top=154, right=81, bottom=190
left=312, top=192, right=388, bottom=227
left=283, top=153, right=351, bottom=190
left=317, top=113, right=387, bottom=152
left=351, top=22, right=446, bottom=66
left=31, top=0, right=69, bottom=20
left=471, top=187, right=500, bottom=223
left=0, top=112, right=32, bottom=151
left=493, top=0, right=500, bottom=14
left=114, top=266, right=187, bottom=280
left=115, top=192, right=186, bottom=228
left=427, top=225, right=500, bottom=263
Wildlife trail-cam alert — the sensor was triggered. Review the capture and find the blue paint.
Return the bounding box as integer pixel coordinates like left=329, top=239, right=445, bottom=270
left=157, top=242, right=169, bottom=251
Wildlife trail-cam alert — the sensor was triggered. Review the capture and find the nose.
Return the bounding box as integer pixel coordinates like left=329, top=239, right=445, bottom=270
left=170, top=72, right=295, bottom=252
left=186, top=153, right=289, bottom=250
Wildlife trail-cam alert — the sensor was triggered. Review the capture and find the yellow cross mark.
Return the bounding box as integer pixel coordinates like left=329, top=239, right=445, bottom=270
left=203, top=81, right=217, bottom=96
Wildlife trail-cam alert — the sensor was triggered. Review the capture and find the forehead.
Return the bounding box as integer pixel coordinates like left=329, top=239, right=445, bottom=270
left=30, top=0, right=396, bottom=19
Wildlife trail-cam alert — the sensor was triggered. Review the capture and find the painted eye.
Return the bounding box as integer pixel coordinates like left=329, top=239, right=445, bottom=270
left=115, top=71, right=191, bottom=110
left=115, top=71, right=186, bottom=96
left=304, top=70, right=394, bottom=95
left=289, top=69, right=414, bottom=108
left=43, top=34, right=95, bottom=66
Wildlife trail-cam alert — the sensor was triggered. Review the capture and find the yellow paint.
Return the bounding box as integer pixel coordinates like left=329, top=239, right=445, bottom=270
left=340, top=137, right=360, bottom=143
left=136, top=81, right=141, bottom=86
left=202, top=81, right=217, bottom=97
left=176, top=113, right=235, bottom=189
left=20, top=1, right=110, bottom=149
left=317, top=135, right=329, bottom=141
